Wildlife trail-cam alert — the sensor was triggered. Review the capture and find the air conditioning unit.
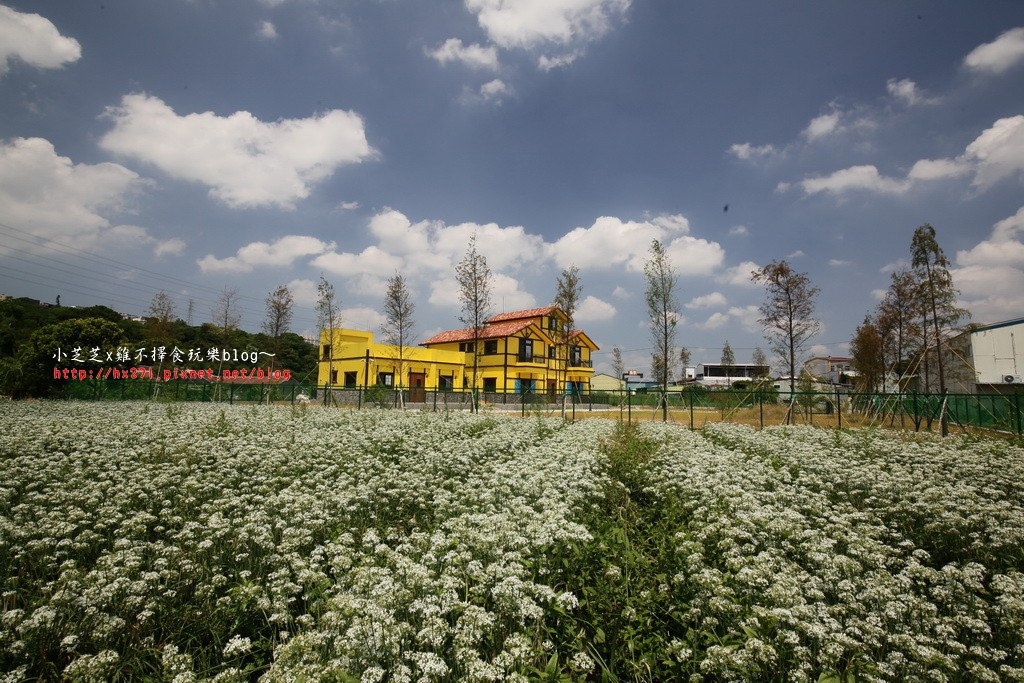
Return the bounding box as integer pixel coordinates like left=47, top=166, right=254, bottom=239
left=1003, top=375, right=1023, bottom=384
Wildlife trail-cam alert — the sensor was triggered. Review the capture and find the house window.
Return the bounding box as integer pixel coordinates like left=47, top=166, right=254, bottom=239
left=570, top=345, right=581, bottom=366
left=321, top=344, right=331, bottom=360
left=518, top=378, right=534, bottom=394
left=330, top=369, right=338, bottom=384
left=459, top=342, right=476, bottom=353
left=344, top=371, right=357, bottom=387
left=548, top=315, right=558, bottom=331
left=483, top=377, right=497, bottom=391
left=377, top=372, right=393, bottom=386
left=519, top=338, right=533, bottom=362
left=548, top=346, right=556, bottom=359
left=439, top=374, right=453, bottom=389
left=484, top=340, right=498, bottom=355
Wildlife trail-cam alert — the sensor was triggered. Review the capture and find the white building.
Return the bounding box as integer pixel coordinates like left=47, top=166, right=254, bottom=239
left=970, top=317, right=1024, bottom=391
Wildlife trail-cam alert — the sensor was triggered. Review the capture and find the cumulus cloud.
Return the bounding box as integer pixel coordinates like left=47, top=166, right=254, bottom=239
left=727, top=305, right=761, bottom=333
left=575, top=295, right=616, bottom=322
left=0, top=137, right=160, bottom=256
left=963, top=26, right=1024, bottom=74
left=612, top=285, right=631, bottom=299
left=717, top=261, right=760, bottom=287
left=538, top=51, right=581, bottom=70
left=0, top=5, right=81, bottom=76
left=99, top=93, right=375, bottom=209
left=198, top=235, right=334, bottom=273
left=963, top=115, right=1024, bottom=189
left=154, top=238, right=186, bottom=258
left=428, top=38, right=499, bottom=70
left=953, top=206, right=1024, bottom=322
left=728, top=225, right=749, bottom=236
left=337, top=200, right=360, bottom=210
left=828, top=259, right=852, bottom=267
left=286, top=278, right=318, bottom=306
left=695, top=312, right=729, bottom=330
left=907, top=158, right=971, bottom=181
left=728, top=142, right=776, bottom=160
left=685, top=292, right=727, bottom=310
left=338, top=306, right=386, bottom=331
left=464, top=0, right=630, bottom=50
left=793, top=165, right=910, bottom=196
left=548, top=214, right=721, bottom=275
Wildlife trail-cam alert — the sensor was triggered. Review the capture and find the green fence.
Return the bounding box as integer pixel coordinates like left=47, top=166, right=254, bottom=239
left=64, top=379, right=1024, bottom=434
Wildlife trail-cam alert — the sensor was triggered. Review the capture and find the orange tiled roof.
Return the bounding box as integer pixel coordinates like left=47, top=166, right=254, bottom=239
left=420, top=319, right=534, bottom=345
left=487, top=306, right=559, bottom=323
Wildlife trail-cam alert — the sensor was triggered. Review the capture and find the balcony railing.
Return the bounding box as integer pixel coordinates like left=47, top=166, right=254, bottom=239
left=516, top=353, right=546, bottom=364
left=569, top=359, right=593, bottom=368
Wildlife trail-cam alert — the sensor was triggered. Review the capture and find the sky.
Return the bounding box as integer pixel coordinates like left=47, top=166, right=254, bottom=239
left=1, top=1, right=1023, bottom=377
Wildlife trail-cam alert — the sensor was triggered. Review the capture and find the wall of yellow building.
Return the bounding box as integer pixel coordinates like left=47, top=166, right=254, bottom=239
left=317, top=329, right=465, bottom=389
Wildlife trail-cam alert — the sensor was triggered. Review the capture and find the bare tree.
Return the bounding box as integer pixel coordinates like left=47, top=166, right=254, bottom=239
left=316, top=276, right=340, bottom=392
left=263, top=284, right=294, bottom=375
left=380, top=273, right=415, bottom=408
left=612, top=346, right=625, bottom=383
left=752, top=346, right=768, bottom=374
left=553, top=265, right=582, bottom=415
left=910, top=223, right=969, bottom=435
left=679, top=346, right=691, bottom=376
left=644, top=239, right=680, bottom=421
left=456, top=233, right=492, bottom=413
left=211, top=287, right=241, bottom=397
left=149, top=290, right=176, bottom=325
left=752, top=260, right=820, bottom=421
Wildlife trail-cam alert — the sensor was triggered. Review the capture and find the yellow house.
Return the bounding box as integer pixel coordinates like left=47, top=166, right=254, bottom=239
left=317, top=329, right=466, bottom=397
left=420, top=306, right=598, bottom=396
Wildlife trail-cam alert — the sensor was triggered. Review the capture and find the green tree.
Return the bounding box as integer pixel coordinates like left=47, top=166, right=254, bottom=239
left=17, top=318, right=128, bottom=397
left=553, top=265, right=582, bottom=415
left=380, top=273, right=415, bottom=407
left=721, top=340, right=735, bottom=373
left=850, top=314, right=885, bottom=393
left=644, top=239, right=680, bottom=421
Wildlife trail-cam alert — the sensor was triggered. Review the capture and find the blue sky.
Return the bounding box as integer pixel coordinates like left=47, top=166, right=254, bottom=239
left=1, top=1, right=1023, bottom=376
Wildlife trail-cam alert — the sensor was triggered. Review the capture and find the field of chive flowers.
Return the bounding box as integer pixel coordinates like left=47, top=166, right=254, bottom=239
left=0, top=402, right=1022, bottom=681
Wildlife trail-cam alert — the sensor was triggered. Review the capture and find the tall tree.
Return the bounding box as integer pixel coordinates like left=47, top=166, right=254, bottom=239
left=380, top=273, right=415, bottom=407
left=553, top=265, right=582, bottom=414
left=910, top=224, right=969, bottom=435
left=752, top=346, right=768, bottom=374
left=876, top=269, right=919, bottom=391
left=148, top=290, right=176, bottom=325
left=611, top=346, right=625, bottom=384
left=644, top=239, right=680, bottom=421
left=315, top=276, right=340, bottom=390
left=721, top=340, right=735, bottom=374
left=679, top=346, right=691, bottom=370
left=211, top=287, right=242, bottom=396
left=752, top=260, right=820, bottom=415
left=263, top=285, right=294, bottom=375
left=456, top=233, right=492, bottom=413
left=850, top=315, right=885, bottom=393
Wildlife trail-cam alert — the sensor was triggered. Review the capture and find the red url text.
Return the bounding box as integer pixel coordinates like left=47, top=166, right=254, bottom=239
left=53, top=367, right=292, bottom=381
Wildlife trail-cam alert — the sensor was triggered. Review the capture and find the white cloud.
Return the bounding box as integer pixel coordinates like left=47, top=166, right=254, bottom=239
left=464, top=0, right=630, bottom=50
left=428, top=38, right=499, bottom=70
left=338, top=306, right=386, bottom=331
left=311, top=244, right=402, bottom=278
left=803, top=111, right=842, bottom=141
left=611, top=285, right=631, bottom=299
left=538, top=51, right=581, bottom=70
left=728, top=142, right=776, bottom=160
left=337, top=200, right=360, bottom=210
left=286, top=278, right=318, bottom=306
left=963, top=26, right=1024, bottom=74
left=0, top=137, right=156, bottom=256
left=794, top=165, right=910, bottom=196
left=907, top=157, right=970, bottom=181
left=575, top=295, right=616, bottom=322
left=198, top=235, right=334, bottom=273
left=880, top=258, right=909, bottom=273
left=870, top=288, right=887, bottom=301
left=100, top=93, right=375, bottom=209
left=685, top=292, right=727, bottom=310
left=963, top=115, right=1024, bottom=189
left=0, top=5, right=81, bottom=76
left=828, top=259, right=852, bottom=267
left=492, top=272, right=537, bottom=310
left=727, top=305, right=761, bottom=333
left=547, top=213, right=717, bottom=274
left=728, top=225, right=749, bottom=236
left=695, top=312, right=729, bottom=330
left=787, top=250, right=805, bottom=259
left=717, top=261, right=760, bottom=287
left=480, top=78, right=512, bottom=102
left=154, top=238, right=186, bottom=258
left=258, top=21, right=278, bottom=40
left=954, top=206, right=1024, bottom=322
left=885, top=77, right=938, bottom=106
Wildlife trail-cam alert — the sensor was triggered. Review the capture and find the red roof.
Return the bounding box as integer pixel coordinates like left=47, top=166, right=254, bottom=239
left=487, top=306, right=559, bottom=323
left=421, top=319, right=535, bottom=345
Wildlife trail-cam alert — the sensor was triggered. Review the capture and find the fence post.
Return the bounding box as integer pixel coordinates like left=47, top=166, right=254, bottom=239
left=759, top=393, right=763, bottom=430
left=1015, top=393, right=1022, bottom=435
left=836, top=387, right=842, bottom=430
left=627, top=389, right=632, bottom=425
left=689, top=391, right=694, bottom=430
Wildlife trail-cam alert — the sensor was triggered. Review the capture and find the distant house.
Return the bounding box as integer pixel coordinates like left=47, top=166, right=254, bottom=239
left=695, top=363, right=771, bottom=388
left=803, top=356, right=855, bottom=386
left=591, top=373, right=625, bottom=392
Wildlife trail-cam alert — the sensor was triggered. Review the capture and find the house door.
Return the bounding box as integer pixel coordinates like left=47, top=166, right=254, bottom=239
left=409, top=373, right=426, bottom=403
left=547, top=380, right=557, bottom=402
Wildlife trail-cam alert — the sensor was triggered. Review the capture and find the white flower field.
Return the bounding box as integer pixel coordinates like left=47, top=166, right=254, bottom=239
left=0, top=402, right=1022, bottom=681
